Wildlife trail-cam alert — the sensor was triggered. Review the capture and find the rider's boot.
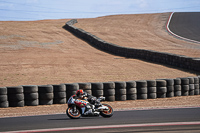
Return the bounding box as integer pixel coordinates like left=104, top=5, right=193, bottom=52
left=84, top=109, right=93, bottom=115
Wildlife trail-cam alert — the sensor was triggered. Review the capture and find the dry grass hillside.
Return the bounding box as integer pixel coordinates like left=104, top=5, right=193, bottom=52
left=0, top=13, right=198, bottom=87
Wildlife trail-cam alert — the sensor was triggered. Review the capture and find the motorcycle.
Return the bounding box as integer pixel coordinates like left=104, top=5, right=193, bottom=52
left=66, top=95, right=113, bottom=119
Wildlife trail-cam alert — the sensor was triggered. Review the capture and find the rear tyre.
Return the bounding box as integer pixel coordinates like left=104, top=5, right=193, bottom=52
left=66, top=106, right=81, bottom=119
left=100, top=104, right=113, bottom=118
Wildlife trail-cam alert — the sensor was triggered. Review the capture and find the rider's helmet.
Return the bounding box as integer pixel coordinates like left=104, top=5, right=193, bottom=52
left=76, top=89, right=84, bottom=98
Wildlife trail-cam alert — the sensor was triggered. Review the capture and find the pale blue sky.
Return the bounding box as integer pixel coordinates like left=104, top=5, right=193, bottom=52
left=0, top=0, right=200, bottom=21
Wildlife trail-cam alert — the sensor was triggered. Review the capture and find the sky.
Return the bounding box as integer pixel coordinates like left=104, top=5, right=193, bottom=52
left=0, top=0, right=200, bottom=21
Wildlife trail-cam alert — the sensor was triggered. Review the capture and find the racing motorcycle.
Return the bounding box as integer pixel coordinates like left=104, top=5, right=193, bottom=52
left=66, top=95, right=113, bottom=119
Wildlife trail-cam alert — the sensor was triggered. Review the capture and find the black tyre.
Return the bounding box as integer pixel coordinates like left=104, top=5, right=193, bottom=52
left=38, top=85, right=53, bottom=93
left=127, top=94, right=137, bottom=100
left=100, top=104, right=113, bottom=118
left=0, top=95, right=7, bottom=102
left=0, top=101, right=9, bottom=108
left=115, top=81, right=126, bottom=89
left=54, top=92, right=66, bottom=99
left=115, top=95, right=126, bottom=101
left=174, top=91, right=181, bottom=96
left=104, top=89, right=115, bottom=96
left=7, top=86, right=23, bottom=94
left=39, top=93, right=54, bottom=100
left=91, top=82, right=103, bottom=90
left=24, top=93, right=38, bottom=100
left=53, top=84, right=66, bottom=92
left=9, top=100, right=24, bottom=107
left=79, top=83, right=91, bottom=90
left=181, top=78, right=189, bottom=85
left=156, top=80, right=167, bottom=87
left=136, top=80, right=147, bottom=87
left=157, top=87, right=167, bottom=93
left=39, top=99, right=53, bottom=105
left=66, top=106, right=81, bottom=119
left=92, top=90, right=103, bottom=97
left=0, top=87, right=7, bottom=95
left=53, top=98, right=66, bottom=104
left=148, top=87, right=156, bottom=93
left=137, top=87, right=147, bottom=94
left=115, top=89, right=126, bottom=95
left=126, top=88, right=137, bottom=94
left=174, top=78, right=181, bottom=85
left=103, top=82, right=115, bottom=89
left=148, top=93, right=156, bottom=99
left=167, top=86, right=174, bottom=92
left=23, top=85, right=38, bottom=93
left=182, top=85, right=189, bottom=91
left=167, top=92, right=174, bottom=97
left=105, top=95, right=115, bottom=101
left=137, top=94, right=147, bottom=99
left=8, top=93, right=24, bottom=101
left=174, top=85, right=181, bottom=91
left=147, top=80, right=156, bottom=87
left=126, top=81, right=136, bottom=88
left=25, top=99, right=39, bottom=106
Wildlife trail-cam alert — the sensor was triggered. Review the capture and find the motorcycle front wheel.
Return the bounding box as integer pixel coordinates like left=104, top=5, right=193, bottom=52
left=100, top=104, right=114, bottom=118
left=66, top=106, right=81, bottom=119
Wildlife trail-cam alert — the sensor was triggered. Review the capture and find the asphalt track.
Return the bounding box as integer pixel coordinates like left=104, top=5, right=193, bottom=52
left=0, top=107, right=200, bottom=132
left=168, top=12, right=200, bottom=43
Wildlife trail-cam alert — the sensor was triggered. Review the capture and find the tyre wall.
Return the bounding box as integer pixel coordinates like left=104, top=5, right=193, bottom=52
left=63, top=19, right=200, bottom=72
left=0, top=76, right=200, bottom=108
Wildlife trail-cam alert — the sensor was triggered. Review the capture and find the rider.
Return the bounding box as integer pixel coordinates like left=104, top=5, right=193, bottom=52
left=75, top=89, right=99, bottom=115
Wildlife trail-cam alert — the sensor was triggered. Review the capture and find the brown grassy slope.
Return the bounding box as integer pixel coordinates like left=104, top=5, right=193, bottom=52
left=76, top=13, right=200, bottom=57
left=0, top=13, right=197, bottom=87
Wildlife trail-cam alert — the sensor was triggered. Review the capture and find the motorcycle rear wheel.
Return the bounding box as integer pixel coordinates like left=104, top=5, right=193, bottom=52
left=100, top=104, right=113, bottom=118
left=66, top=106, right=81, bottom=119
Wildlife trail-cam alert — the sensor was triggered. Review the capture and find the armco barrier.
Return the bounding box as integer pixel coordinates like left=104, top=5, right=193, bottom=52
left=0, top=76, right=200, bottom=108
left=63, top=19, right=200, bottom=72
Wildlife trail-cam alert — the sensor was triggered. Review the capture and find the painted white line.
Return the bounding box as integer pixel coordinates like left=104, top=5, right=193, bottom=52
left=166, top=12, right=200, bottom=44
left=4, top=121, right=200, bottom=133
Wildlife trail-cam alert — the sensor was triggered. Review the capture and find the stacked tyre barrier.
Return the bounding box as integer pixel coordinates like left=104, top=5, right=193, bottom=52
left=23, top=85, right=38, bottom=106
left=126, top=81, right=137, bottom=100
left=174, top=78, right=182, bottom=96
left=0, top=76, right=200, bottom=108
left=194, top=77, right=199, bottom=95
left=188, top=77, right=195, bottom=96
left=63, top=19, right=200, bottom=72
left=0, top=87, right=8, bottom=108
left=115, top=81, right=126, bottom=101
left=165, top=79, right=174, bottom=97
left=65, top=83, right=79, bottom=100
left=156, top=80, right=167, bottom=98
left=147, top=80, right=157, bottom=99
left=103, top=82, right=115, bottom=101
left=181, top=78, right=189, bottom=96
left=91, top=82, right=104, bottom=98
left=38, top=85, right=54, bottom=105
left=53, top=84, right=66, bottom=104
left=79, top=83, right=92, bottom=95
left=136, top=80, right=147, bottom=100
left=7, top=86, right=24, bottom=107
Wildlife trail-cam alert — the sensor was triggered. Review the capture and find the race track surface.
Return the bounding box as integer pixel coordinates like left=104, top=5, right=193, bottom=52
left=168, top=12, right=200, bottom=42
left=0, top=108, right=200, bottom=132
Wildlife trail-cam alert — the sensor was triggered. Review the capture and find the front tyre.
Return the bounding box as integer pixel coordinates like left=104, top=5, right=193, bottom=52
left=100, top=104, right=114, bottom=118
left=66, top=106, right=81, bottom=119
